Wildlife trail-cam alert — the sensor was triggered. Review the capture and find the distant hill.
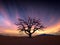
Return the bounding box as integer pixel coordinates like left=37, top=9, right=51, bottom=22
left=0, top=35, right=60, bottom=45
left=39, top=34, right=55, bottom=36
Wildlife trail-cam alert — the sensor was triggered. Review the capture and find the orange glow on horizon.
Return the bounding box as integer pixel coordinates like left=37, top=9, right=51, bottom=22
left=0, top=20, right=60, bottom=36
left=34, top=20, right=60, bottom=35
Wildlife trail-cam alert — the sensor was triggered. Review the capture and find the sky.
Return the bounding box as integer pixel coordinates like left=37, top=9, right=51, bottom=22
left=0, top=0, right=60, bottom=36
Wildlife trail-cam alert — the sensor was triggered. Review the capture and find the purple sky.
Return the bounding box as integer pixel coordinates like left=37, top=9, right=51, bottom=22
left=0, top=0, right=60, bottom=27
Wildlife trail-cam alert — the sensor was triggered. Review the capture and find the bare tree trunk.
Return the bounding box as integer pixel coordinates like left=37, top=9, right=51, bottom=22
left=29, top=33, right=32, bottom=38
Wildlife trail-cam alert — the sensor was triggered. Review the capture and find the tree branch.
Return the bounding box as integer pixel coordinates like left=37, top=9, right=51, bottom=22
left=24, top=30, right=29, bottom=35
left=31, top=29, right=37, bottom=34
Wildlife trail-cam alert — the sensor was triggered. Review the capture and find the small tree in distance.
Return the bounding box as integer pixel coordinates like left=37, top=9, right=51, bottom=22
left=16, top=17, right=44, bottom=38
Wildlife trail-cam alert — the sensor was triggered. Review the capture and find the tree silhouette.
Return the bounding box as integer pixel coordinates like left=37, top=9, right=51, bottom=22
left=16, top=17, right=44, bottom=38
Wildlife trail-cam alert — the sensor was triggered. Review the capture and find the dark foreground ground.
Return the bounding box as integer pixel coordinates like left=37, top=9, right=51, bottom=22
left=0, top=35, right=60, bottom=45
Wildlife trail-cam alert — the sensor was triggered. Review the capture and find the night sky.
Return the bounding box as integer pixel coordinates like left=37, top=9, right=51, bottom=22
left=0, top=0, right=60, bottom=36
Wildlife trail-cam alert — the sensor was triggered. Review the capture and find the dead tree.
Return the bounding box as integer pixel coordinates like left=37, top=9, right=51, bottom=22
left=16, top=17, right=44, bottom=38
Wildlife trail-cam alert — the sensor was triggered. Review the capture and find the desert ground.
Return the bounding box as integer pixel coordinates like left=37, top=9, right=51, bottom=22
left=0, top=35, right=60, bottom=45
